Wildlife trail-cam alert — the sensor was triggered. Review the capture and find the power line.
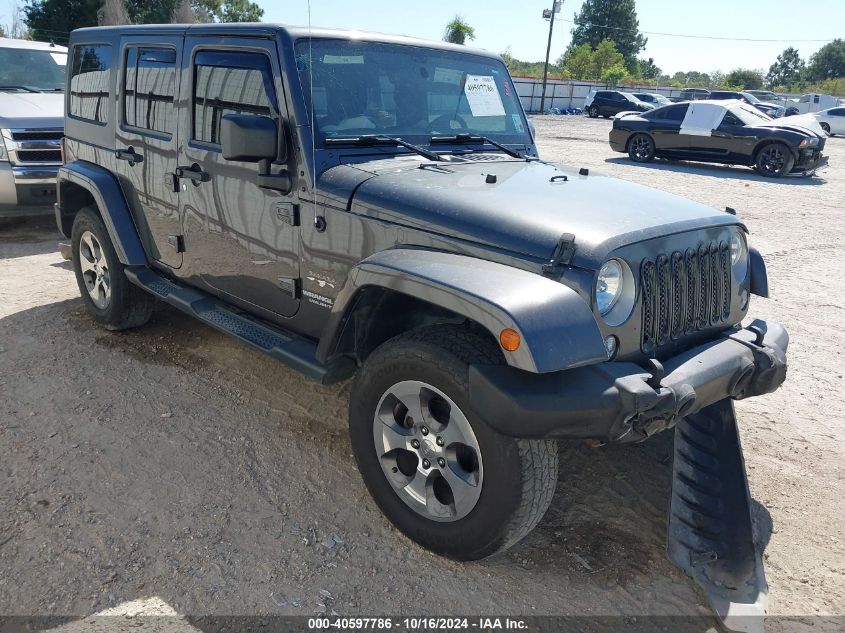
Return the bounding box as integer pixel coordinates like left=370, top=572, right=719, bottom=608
left=562, top=19, right=836, bottom=43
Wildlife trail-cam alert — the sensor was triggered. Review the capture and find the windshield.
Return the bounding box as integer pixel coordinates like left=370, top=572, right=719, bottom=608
left=731, top=103, right=772, bottom=125
left=741, top=92, right=761, bottom=104
left=0, top=47, right=66, bottom=91
left=295, top=39, right=531, bottom=146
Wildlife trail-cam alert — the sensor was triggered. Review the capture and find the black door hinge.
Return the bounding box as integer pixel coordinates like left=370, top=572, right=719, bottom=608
left=542, top=232, right=576, bottom=275
left=277, top=277, right=300, bottom=299
left=275, top=202, right=300, bottom=226
left=167, top=234, right=185, bottom=253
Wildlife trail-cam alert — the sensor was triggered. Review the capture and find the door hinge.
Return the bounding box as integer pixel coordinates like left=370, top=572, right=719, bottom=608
left=275, top=202, right=300, bottom=226
left=277, top=277, right=300, bottom=299
left=167, top=234, right=185, bottom=253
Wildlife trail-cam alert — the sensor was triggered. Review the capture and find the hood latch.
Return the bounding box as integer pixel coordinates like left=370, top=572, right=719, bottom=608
left=543, top=232, right=576, bottom=275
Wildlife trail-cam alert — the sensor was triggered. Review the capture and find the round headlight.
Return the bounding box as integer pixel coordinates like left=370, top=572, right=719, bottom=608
left=596, top=260, right=623, bottom=315
left=730, top=231, right=749, bottom=280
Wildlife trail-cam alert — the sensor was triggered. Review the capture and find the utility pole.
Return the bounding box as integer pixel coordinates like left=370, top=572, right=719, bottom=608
left=539, top=1, right=562, bottom=113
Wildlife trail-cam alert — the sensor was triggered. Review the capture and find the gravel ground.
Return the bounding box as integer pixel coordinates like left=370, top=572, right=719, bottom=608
left=0, top=116, right=843, bottom=632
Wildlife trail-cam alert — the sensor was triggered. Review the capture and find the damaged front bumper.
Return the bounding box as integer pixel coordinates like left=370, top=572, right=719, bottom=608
left=468, top=319, right=788, bottom=632
left=468, top=319, right=787, bottom=444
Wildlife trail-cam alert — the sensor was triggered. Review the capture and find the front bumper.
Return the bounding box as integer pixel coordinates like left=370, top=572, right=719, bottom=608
left=792, top=150, right=827, bottom=174
left=0, top=162, right=59, bottom=216
left=468, top=319, right=788, bottom=443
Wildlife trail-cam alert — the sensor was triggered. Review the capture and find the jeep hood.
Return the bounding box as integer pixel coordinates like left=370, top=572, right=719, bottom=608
left=342, top=159, right=739, bottom=268
left=0, top=92, right=64, bottom=129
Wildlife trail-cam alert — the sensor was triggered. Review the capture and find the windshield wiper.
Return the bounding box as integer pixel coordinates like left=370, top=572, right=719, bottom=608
left=324, top=134, right=441, bottom=162
left=0, top=85, right=41, bottom=93
left=429, top=133, right=530, bottom=160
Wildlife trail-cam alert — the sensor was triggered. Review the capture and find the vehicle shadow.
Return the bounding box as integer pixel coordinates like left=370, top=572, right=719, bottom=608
left=604, top=156, right=827, bottom=185
left=0, top=215, right=63, bottom=259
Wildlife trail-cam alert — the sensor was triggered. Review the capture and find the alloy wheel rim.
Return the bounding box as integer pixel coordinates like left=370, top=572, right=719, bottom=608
left=79, top=230, right=111, bottom=309
left=632, top=135, right=652, bottom=160
left=372, top=380, right=483, bottom=522
left=760, top=146, right=786, bottom=175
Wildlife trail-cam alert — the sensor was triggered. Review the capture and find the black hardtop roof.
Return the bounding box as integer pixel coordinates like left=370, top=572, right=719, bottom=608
left=69, top=23, right=502, bottom=60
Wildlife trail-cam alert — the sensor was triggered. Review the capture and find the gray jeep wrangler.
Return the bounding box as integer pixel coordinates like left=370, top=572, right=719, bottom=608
left=56, top=24, right=787, bottom=629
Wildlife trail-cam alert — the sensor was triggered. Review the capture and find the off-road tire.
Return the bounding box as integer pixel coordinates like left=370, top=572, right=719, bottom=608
left=587, top=105, right=599, bottom=118
left=71, top=206, right=155, bottom=330
left=754, top=142, right=795, bottom=178
left=349, top=325, right=558, bottom=560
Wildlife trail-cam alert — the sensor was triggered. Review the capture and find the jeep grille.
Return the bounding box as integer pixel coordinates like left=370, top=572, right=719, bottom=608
left=640, top=241, right=731, bottom=353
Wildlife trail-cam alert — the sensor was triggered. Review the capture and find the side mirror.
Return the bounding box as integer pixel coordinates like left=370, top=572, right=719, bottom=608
left=220, top=114, right=279, bottom=162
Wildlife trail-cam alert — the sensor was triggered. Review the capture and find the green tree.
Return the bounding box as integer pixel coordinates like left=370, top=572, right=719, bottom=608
left=442, top=15, right=475, bottom=45
left=559, top=43, right=593, bottom=80
left=724, top=68, right=764, bottom=90
left=806, top=39, right=845, bottom=81
left=570, top=0, right=646, bottom=69
left=23, top=0, right=262, bottom=38
left=23, top=0, right=101, bottom=42
left=591, top=39, right=624, bottom=80
left=602, top=63, right=626, bottom=87
left=638, top=57, right=660, bottom=81
left=766, top=47, right=804, bottom=88
left=217, top=0, right=262, bottom=22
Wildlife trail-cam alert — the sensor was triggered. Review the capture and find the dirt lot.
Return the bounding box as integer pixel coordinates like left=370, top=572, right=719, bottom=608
left=1, top=116, right=843, bottom=632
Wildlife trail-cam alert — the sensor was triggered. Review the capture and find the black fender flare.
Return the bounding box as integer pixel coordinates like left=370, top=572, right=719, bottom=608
left=57, top=161, right=147, bottom=266
left=317, top=249, right=609, bottom=374
left=749, top=246, right=768, bottom=298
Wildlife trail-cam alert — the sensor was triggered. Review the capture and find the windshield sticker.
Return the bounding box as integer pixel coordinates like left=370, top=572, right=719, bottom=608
left=511, top=114, right=524, bottom=133
left=322, top=55, right=363, bottom=64
left=433, top=67, right=464, bottom=85
left=464, top=75, right=505, bottom=117
left=50, top=52, right=67, bottom=66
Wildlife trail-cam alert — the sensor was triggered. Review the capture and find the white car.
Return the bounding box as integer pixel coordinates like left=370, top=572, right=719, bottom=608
left=813, top=106, right=845, bottom=136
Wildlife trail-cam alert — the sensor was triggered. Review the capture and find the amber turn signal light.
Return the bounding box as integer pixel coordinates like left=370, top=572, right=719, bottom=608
left=499, top=328, right=521, bottom=352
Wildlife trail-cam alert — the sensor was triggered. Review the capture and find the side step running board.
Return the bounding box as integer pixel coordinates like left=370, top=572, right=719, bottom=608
left=125, top=267, right=352, bottom=385
left=668, top=399, right=767, bottom=633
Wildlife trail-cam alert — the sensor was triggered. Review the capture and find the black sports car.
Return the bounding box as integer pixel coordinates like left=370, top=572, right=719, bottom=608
left=609, top=100, right=827, bottom=177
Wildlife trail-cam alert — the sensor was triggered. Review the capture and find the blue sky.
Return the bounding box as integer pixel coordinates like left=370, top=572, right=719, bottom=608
left=2, top=0, right=842, bottom=74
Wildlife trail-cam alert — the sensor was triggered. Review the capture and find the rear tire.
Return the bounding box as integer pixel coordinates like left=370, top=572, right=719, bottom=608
left=348, top=325, right=558, bottom=560
left=587, top=105, right=598, bottom=118
left=71, top=206, right=155, bottom=330
left=627, top=133, right=656, bottom=163
left=754, top=143, right=795, bottom=178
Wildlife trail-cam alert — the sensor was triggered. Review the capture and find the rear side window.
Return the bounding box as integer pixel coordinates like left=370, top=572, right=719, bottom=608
left=655, top=104, right=688, bottom=122
left=192, top=50, right=278, bottom=145
left=124, top=47, right=177, bottom=135
left=69, top=44, right=112, bottom=124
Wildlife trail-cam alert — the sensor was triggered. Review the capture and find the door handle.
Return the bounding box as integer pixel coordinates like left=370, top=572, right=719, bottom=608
left=176, top=164, right=211, bottom=184
left=115, top=147, right=143, bottom=163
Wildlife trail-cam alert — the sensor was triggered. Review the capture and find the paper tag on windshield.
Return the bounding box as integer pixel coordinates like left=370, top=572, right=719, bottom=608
left=464, top=75, right=505, bottom=117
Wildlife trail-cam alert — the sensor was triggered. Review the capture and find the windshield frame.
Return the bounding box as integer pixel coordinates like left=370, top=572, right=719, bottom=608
left=293, top=37, right=533, bottom=152
left=0, top=46, right=67, bottom=92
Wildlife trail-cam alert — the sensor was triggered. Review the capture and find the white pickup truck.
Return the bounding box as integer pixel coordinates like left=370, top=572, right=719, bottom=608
left=0, top=37, right=66, bottom=218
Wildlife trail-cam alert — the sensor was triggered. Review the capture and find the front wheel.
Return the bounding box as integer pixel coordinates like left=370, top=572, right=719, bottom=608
left=820, top=122, right=831, bottom=134
left=754, top=143, right=795, bottom=178
left=349, top=326, right=558, bottom=560
left=587, top=105, right=599, bottom=118
left=627, top=133, right=655, bottom=162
